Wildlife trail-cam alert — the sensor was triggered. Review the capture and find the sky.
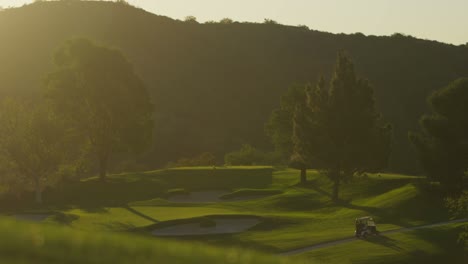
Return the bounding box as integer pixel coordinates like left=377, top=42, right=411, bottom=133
left=1, top=0, right=467, bottom=45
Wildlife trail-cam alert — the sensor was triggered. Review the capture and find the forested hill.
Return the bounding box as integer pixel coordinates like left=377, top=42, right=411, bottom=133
left=0, top=1, right=467, bottom=173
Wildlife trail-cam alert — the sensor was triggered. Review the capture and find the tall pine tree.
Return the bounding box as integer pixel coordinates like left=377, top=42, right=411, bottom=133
left=293, top=53, right=392, bottom=201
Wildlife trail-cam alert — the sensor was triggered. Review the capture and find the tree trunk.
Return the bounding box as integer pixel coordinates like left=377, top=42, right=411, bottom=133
left=300, top=167, right=307, bottom=184
left=99, top=153, right=108, bottom=182
left=34, top=178, right=42, bottom=204
left=332, top=178, right=340, bottom=202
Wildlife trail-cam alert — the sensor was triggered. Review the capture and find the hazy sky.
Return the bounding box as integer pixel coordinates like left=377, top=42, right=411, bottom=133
left=1, top=0, right=467, bottom=45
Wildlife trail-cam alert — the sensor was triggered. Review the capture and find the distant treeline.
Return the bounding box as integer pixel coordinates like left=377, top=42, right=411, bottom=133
left=0, top=0, right=467, bottom=173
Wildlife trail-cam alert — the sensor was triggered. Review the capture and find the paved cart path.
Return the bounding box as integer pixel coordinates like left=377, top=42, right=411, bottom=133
left=281, top=218, right=468, bottom=256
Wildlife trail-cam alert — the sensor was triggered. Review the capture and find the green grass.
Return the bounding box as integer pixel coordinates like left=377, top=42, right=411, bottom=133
left=297, top=223, right=467, bottom=264
left=220, top=188, right=283, bottom=200
left=0, top=217, right=304, bottom=264
left=1, top=167, right=462, bottom=263
left=48, top=206, right=240, bottom=231
left=0, top=166, right=273, bottom=210
left=121, top=168, right=451, bottom=255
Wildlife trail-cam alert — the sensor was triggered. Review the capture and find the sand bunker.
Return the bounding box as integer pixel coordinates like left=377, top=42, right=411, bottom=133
left=152, top=218, right=261, bottom=236
left=14, top=214, right=50, bottom=222
left=167, top=191, right=229, bottom=203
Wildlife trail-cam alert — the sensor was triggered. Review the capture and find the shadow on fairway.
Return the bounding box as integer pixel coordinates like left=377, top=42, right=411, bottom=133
left=364, top=235, right=403, bottom=251
left=99, top=221, right=137, bottom=230
left=340, top=203, right=413, bottom=228
left=123, top=205, right=159, bottom=223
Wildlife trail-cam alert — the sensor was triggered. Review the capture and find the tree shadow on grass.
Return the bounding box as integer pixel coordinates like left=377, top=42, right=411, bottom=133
left=123, top=205, right=159, bottom=223
left=364, top=235, right=404, bottom=251
left=296, top=180, right=333, bottom=198
left=165, top=233, right=279, bottom=253
left=339, top=202, right=413, bottom=228
left=99, top=221, right=137, bottom=231
left=80, top=206, right=109, bottom=214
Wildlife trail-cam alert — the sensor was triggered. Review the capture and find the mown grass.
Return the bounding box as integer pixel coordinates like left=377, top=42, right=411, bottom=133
left=1, top=167, right=461, bottom=263
left=136, top=168, right=452, bottom=254
left=297, top=223, right=467, bottom=264
left=0, top=217, right=304, bottom=264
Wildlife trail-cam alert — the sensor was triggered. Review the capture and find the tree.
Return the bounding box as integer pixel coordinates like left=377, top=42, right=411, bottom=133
left=0, top=99, right=66, bottom=204
left=446, top=191, right=468, bottom=250
left=266, top=85, right=308, bottom=183
left=263, top=19, right=278, bottom=25
left=184, top=16, right=198, bottom=23
left=293, top=53, right=392, bottom=201
left=219, top=18, right=234, bottom=24
left=45, top=38, right=154, bottom=181
left=410, top=78, right=468, bottom=195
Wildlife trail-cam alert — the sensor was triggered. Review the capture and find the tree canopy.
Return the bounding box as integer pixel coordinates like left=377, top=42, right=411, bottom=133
left=266, top=85, right=310, bottom=182
left=0, top=99, right=66, bottom=203
left=410, top=78, right=468, bottom=195
left=45, top=38, right=154, bottom=180
left=293, top=53, right=392, bottom=200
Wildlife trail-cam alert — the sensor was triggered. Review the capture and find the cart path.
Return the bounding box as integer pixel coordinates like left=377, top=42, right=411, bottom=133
left=281, top=218, right=468, bottom=256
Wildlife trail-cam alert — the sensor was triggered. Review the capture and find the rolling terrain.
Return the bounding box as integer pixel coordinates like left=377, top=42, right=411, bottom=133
left=3, top=167, right=466, bottom=263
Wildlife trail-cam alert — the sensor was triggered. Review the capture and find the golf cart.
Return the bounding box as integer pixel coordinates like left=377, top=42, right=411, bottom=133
left=355, top=216, right=378, bottom=238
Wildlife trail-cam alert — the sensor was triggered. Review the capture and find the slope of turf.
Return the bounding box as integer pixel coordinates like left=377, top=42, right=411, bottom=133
left=297, top=223, right=467, bottom=264
left=1, top=167, right=458, bottom=263
left=116, top=168, right=451, bottom=254
left=0, top=217, right=303, bottom=264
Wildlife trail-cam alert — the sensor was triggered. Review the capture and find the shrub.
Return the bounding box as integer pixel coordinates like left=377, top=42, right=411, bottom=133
left=169, top=152, right=216, bottom=167
left=224, top=145, right=282, bottom=166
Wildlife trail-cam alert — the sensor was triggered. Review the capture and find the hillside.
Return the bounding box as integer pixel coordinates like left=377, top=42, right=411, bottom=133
left=0, top=1, right=467, bottom=172
left=0, top=217, right=304, bottom=264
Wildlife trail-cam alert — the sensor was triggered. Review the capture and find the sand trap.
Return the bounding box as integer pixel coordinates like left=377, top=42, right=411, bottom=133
left=167, top=191, right=229, bottom=203
left=152, top=218, right=261, bottom=237
left=14, top=214, right=50, bottom=222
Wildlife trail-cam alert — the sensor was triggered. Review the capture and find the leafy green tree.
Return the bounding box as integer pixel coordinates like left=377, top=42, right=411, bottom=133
left=45, top=38, right=153, bottom=181
left=0, top=99, right=66, bottom=204
left=293, top=53, right=392, bottom=201
left=446, top=191, right=468, bottom=249
left=266, top=85, right=308, bottom=183
left=410, top=78, right=468, bottom=195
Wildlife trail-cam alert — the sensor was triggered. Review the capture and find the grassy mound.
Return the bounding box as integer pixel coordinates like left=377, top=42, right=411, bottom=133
left=0, top=217, right=303, bottom=264
left=0, top=167, right=273, bottom=210
left=2, top=167, right=459, bottom=263
left=299, top=223, right=467, bottom=264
